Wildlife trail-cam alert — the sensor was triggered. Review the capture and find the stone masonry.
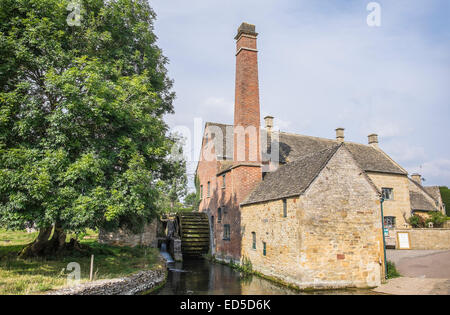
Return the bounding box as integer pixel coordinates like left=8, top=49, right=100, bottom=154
left=241, top=147, right=385, bottom=289
left=98, top=220, right=158, bottom=248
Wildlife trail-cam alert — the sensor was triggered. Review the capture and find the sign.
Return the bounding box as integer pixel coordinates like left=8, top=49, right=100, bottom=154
left=397, top=232, right=411, bottom=250
left=384, top=228, right=389, bottom=237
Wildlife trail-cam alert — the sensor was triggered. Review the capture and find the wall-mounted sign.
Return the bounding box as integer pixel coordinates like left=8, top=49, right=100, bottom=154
left=384, top=228, right=389, bottom=237
left=397, top=232, right=411, bottom=250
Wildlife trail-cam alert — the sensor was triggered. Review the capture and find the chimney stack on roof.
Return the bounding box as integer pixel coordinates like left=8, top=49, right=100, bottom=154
left=264, top=116, right=274, bottom=132
left=411, top=173, right=422, bottom=186
left=368, top=134, right=379, bottom=148
left=335, top=128, right=345, bottom=143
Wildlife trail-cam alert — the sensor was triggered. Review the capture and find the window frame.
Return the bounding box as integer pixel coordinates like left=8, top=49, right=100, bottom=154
left=207, top=181, right=211, bottom=198
left=218, top=207, right=222, bottom=223
left=223, top=224, right=231, bottom=241
left=252, top=232, right=256, bottom=250
left=384, top=216, right=396, bottom=229
left=382, top=188, right=394, bottom=201
left=222, top=174, right=226, bottom=189
left=263, top=242, right=267, bottom=256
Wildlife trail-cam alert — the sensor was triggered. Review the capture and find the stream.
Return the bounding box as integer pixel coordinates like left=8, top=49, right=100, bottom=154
left=153, top=255, right=378, bottom=295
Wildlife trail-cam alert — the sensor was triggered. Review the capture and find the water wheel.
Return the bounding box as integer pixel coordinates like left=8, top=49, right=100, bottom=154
left=177, top=212, right=210, bottom=257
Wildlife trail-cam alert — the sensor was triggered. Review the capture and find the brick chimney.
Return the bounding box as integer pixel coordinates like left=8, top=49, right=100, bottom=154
left=335, top=128, right=345, bottom=143
left=234, top=22, right=261, bottom=163
left=411, top=173, right=422, bottom=185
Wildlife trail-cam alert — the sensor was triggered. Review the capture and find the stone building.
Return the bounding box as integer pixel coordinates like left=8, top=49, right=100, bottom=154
left=195, top=22, right=442, bottom=289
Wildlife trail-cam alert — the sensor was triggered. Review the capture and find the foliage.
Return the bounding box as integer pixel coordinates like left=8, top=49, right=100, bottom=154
left=408, top=214, right=426, bottom=228
left=426, top=211, right=447, bottom=228
left=439, top=187, right=450, bottom=216
left=0, top=0, right=181, bottom=240
left=386, top=261, right=401, bottom=279
left=184, top=192, right=199, bottom=211
left=0, top=229, right=161, bottom=295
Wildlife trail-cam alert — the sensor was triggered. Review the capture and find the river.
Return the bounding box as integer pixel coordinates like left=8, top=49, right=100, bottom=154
left=153, top=258, right=378, bottom=295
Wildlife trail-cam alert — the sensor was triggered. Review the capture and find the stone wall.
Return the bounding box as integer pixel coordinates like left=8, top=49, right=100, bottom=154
left=241, top=147, right=385, bottom=290
left=367, top=172, right=411, bottom=227
left=394, top=229, right=450, bottom=250
left=98, top=220, right=158, bottom=248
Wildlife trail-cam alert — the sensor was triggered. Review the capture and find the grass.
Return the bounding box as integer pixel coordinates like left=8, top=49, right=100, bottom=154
left=0, top=229, right=162, bottom=295
left=386, top=261, right=401, bottom=279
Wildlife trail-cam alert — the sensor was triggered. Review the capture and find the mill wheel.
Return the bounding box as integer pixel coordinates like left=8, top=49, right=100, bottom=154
left=177, top=212, right=210, bottom=257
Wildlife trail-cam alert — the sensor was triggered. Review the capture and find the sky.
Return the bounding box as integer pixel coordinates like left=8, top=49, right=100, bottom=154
left=149, top=0, right=450, bottom=189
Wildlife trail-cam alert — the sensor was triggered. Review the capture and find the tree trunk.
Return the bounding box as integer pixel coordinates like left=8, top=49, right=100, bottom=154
left=18, top=224, right=86, bottom=258
left=18, top=226, right=52, bottom=258
left=50, top=222, right=67, bottom=252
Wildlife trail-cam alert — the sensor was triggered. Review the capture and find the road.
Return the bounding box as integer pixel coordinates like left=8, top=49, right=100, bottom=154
left=373, top=250, right=450, bottom=295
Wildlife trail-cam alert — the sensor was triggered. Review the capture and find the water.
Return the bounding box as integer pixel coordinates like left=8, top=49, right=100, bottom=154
left=153, top=258, right=379, bottom=295
left=160, top=242, right=174, bottom=264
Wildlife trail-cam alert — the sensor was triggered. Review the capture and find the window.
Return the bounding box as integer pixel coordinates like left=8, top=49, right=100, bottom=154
left=223, top=224, right=231, bottom=241
left=200, top=185, right=203, bottom=199
left=222, top=175, right=226, bottom=189
left=252, top=232, right=256, bottom=250
left=283, top=199, right=287, bottom=218
left=210, top=216, right=214, bottom=231
left=263, top=242, right=267, bottom=256
left=207, top=181, right=211, bottom=198
left=384, top=216, right=396, bottom=229
left=382, top=188, right=394, bottom=200
left=218, top=208, right=222, bottom=223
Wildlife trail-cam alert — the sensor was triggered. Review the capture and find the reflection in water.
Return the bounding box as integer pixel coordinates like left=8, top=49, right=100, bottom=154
left=154, top=259, right=378, bottom=295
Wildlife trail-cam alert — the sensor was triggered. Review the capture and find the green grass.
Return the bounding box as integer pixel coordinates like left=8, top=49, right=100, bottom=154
left=0, top=229, right=163, bottom=295
left=386, top=261, right=401, bottom=279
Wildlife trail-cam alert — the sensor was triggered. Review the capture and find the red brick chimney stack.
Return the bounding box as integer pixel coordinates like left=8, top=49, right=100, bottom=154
left=234, top=22, right=261, bottom=163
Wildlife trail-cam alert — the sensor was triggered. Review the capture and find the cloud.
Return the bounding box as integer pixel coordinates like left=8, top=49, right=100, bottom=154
left=409, top=159, right=450, bottom=186
left=151, top=0, right=450, bottom=186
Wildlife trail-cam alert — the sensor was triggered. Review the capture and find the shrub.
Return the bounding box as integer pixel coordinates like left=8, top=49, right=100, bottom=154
left=426, top=211, right=447, bottom=228
left=387, top=261, right=401, bottom=279
left=408, top=215, right=426, bottom=228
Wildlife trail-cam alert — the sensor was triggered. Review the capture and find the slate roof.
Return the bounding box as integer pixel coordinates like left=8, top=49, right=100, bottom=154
left=204, top=123, right=407, bottom=176
left=205, top=122, right=234, bottom=160
left=278, top=133, right=407, bottom=175
left=424, top=186, right=442, bottom=203
left=408, top=179, right=438, bottom=212
left=242, top=146, right=340, bottom=205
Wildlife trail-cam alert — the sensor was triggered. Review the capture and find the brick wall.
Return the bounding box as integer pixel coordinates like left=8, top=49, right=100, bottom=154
left=367, top=172, right=411, bottom=227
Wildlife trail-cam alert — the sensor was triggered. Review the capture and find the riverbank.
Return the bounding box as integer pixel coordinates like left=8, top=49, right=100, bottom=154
left=0, top=229, right=164, bottom=295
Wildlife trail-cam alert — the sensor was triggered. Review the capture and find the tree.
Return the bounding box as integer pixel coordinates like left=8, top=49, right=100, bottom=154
left=184, top=192, right=199, bottom=211
left=0, top=0, right=180, bottom=257
left=439, top=187, right=450, bottom=216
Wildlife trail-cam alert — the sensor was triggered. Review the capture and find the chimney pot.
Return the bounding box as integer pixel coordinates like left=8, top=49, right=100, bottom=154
left=264, top=116, right=274, bottom=131
left=368, top=134, right=379, bottom=148
left=335, top=128, right=345, bottom=143
left=411, top=173, right=422, bottom=186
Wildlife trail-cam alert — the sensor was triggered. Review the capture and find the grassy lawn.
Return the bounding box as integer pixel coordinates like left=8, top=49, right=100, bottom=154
left=0, top=229, right=162, bottom=295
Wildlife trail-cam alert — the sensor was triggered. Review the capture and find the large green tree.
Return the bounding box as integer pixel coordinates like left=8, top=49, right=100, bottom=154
left=0, top=0, right=182, bottom=257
